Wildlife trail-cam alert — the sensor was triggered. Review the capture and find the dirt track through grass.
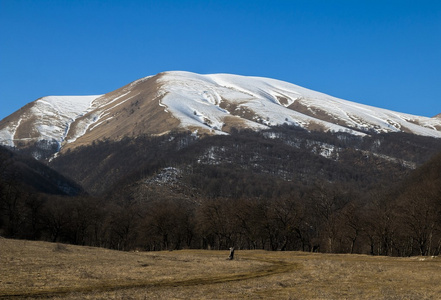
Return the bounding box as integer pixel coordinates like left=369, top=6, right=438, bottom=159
left=2, top=238, right=441, bottom=299
left=2, top=258, right=296, bottom=298
left=0, top=239, right=297, bottom=299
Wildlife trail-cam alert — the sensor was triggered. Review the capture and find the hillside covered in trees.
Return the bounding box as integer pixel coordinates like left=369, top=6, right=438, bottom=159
left=1, top=127, right=441, bottom=256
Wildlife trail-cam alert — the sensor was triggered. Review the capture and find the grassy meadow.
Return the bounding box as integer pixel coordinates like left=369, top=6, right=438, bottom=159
left=1, top=238, right=440, bottom=299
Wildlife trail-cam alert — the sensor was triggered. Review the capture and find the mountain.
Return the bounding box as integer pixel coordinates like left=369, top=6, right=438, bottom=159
left=2, top=71, right=441, bottom=255
left=1, top=71, right=441, bottom=160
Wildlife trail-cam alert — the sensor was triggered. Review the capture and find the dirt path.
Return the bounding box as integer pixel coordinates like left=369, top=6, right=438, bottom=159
left=0, top=255, right=297, bottom=299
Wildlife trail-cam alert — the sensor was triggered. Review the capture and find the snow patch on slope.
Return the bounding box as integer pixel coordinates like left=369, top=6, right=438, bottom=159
left=31, top=96, right=102, bottom=144
left=0, top=118, right=22, bottom=147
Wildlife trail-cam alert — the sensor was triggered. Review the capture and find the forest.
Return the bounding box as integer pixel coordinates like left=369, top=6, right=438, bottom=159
left=1, top=127, right=441, bottom=257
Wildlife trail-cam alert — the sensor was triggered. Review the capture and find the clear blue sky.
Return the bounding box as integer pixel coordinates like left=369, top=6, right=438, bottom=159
left=1, top=0, right=440, bottom=120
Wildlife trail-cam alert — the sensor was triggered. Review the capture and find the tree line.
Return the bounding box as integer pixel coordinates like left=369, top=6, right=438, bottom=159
left=1, top=172, right=440, bottom=256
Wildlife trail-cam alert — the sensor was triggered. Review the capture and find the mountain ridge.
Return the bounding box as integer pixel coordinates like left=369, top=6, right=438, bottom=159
left=1, top=71, right=440, bottom=158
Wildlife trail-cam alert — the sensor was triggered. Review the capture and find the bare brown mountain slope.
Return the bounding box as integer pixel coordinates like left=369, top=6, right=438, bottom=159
left=62, top=73, right=180, bottom=151
left=0, top=102, right=41, bottom=143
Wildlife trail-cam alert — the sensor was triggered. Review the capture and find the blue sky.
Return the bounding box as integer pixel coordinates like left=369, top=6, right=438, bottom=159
left=1, top=0, right=440, bottom=120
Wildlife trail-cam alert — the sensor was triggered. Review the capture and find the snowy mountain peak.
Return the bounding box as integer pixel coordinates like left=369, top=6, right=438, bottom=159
left=1, top=71, right=441, bottom=155
left=157, top=71, right=441, bottom=138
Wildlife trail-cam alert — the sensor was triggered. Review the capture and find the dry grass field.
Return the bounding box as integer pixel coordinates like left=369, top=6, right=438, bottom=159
left=1, top=238, right=441, bottom=299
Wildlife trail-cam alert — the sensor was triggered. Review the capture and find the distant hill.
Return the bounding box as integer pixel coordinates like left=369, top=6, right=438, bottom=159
left=0, top=145, right=82, bottom=196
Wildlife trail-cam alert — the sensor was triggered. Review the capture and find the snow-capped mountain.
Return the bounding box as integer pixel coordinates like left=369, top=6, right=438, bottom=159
left=1, top=71, right=441, bottom=153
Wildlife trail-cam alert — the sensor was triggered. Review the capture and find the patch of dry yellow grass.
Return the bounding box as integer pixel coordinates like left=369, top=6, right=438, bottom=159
left=1, top=238, right=440, bottom=299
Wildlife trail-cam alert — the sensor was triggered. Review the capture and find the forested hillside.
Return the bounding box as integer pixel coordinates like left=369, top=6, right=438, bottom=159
left=49, top=126, right=441, bottom=196
left=2, top=127, right=440, bottom=256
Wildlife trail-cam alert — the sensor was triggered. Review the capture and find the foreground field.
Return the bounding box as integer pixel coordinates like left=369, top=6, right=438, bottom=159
left=1, top=238, right=440, bottom=299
